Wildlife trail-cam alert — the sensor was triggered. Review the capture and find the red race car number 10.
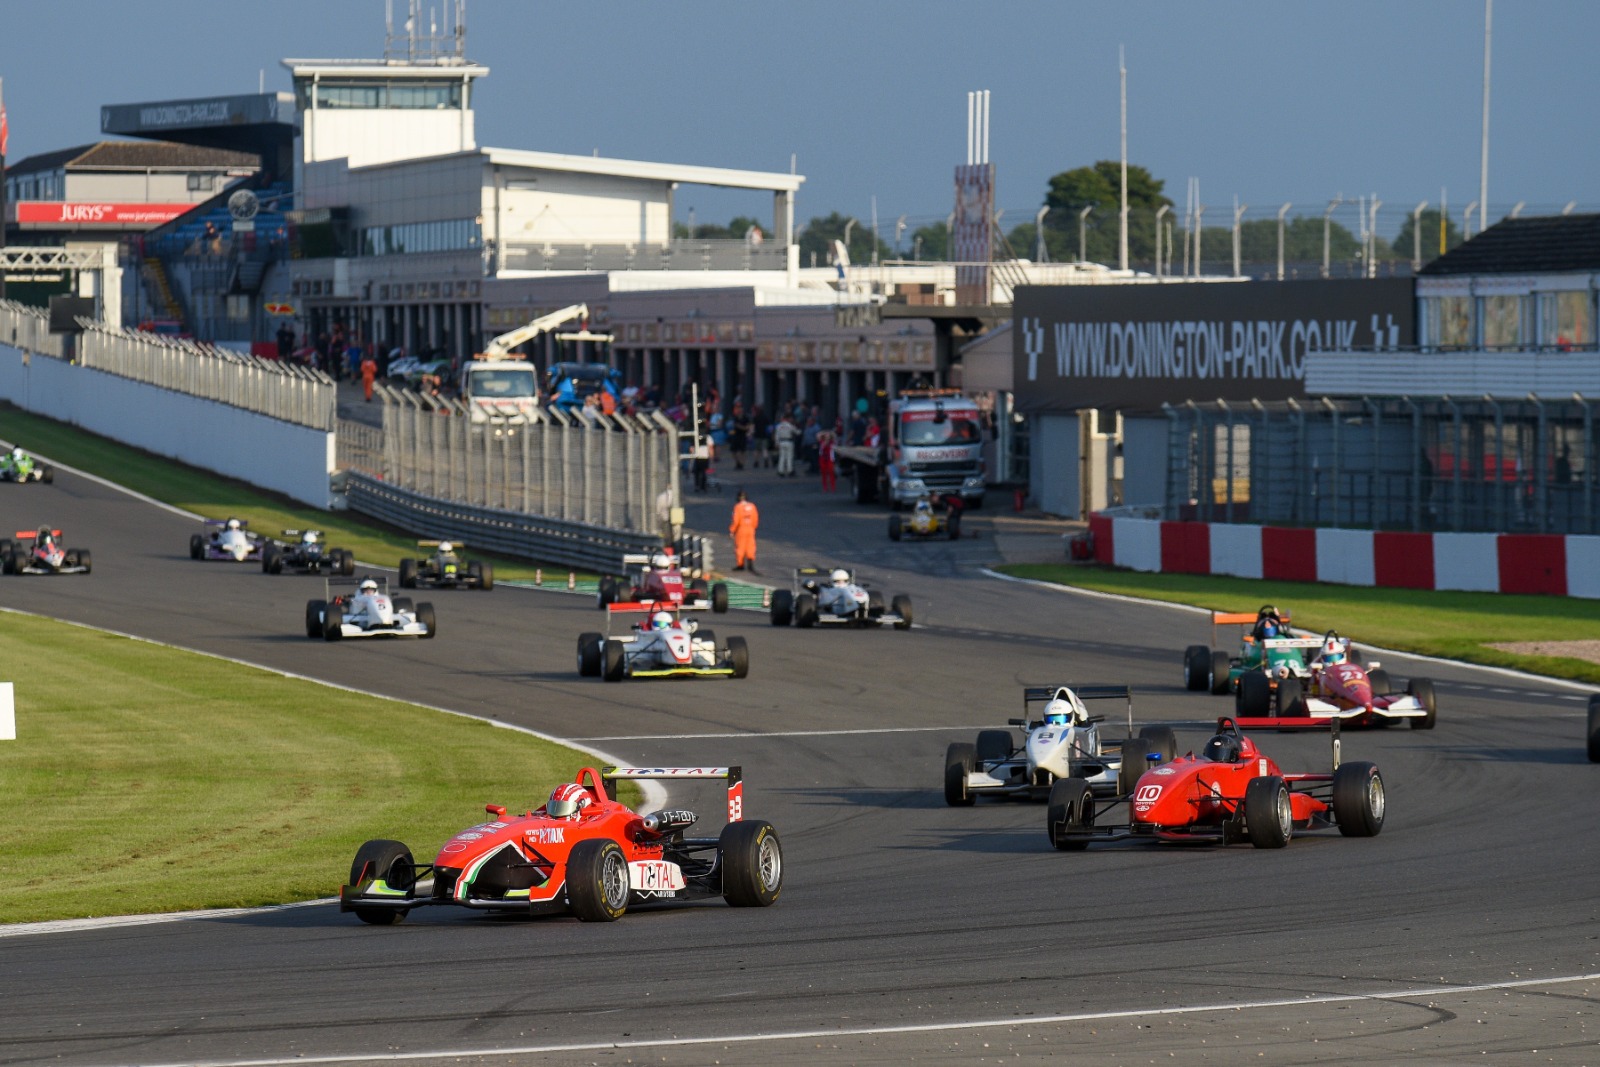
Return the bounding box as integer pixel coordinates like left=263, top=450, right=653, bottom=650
left=1135, top=784, right=1162, bottom=803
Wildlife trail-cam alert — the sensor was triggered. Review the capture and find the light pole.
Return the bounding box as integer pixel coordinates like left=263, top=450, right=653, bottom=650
left=1078, top=204, right=1093, bottom=263
left=1412, top=201, right=1427, bottom=271
left=1232, top=198, right=1247, bottom=278
left=894, top=214, right=907, bottom=257
left=913, top=235, right=923, bottom=262
left=1367, top=198, right=1381, bottom=278
left=1155, top=204, right=1170, bottom=278
left=1463, top=201, right=1478, bottom=241
left=843, top=217, right=857, bottom=260
left=1192, top=203, right=1205, bottom=276
left=1276, top=202, right=1292, bottom=280
left=1322, top=196, right=1342, bottom=279
left=1035, top=205, right=1048, bottom=262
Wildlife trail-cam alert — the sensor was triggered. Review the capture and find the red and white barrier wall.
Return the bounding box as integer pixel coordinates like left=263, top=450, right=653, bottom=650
left=1087, top=515, right=1600, bottom=599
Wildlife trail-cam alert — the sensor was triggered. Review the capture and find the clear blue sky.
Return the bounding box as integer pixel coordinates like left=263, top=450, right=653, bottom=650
left=3, top=0, right=1595, bottom=240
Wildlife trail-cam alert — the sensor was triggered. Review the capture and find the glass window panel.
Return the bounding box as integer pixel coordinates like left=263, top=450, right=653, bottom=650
left=1429, top=296, right=1475, bottom=348
left=1542, top=291, right=1595, bottom=349
left=1483, top=295, right=1523, bottom=349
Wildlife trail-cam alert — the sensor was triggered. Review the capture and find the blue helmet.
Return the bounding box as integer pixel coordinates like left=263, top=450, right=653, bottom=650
left=1261, top=620, right=1279, bottom=638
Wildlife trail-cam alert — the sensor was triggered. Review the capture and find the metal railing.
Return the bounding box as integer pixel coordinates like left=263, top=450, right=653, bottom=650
left=1165, top=396, right=1600, bottom=534
left=0, top=301, right=66, bottom=358
left=498, top=239, right=789, bottom=273
left=72, top=322, right=337, bottom=430
left=371, top=385, right=675, bottom=536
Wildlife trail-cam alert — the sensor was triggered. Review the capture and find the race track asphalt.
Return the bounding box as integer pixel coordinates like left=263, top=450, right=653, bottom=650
left=2, top=460, right=1597, bottom=1067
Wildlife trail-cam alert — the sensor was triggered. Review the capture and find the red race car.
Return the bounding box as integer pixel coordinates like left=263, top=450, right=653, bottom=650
left=1045, top=716, right=1385, bottom=850
left=1, top=527, right=91, bottom=575
left=341, top=766, right=781, bottom=923
left=597, top=549, right=729, bottom=613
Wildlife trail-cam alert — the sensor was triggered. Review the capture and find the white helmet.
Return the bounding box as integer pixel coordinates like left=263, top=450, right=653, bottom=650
left=651, top=552, right=671, bottom=572
left=360, top=578, right=379, bottom=595
left=651, top=611, right=674, bottom=631
left=226, top=518, right=241, bottom=530
left=1321, top=635, right=1346, bottom=665
left=438, top=541, right=454, bottom=554
left=301, top=531, right=318, bottom=544
left=1043, top=696, right=1075, bottom=726
left=10, top=447, right=22, bottom=460
left=830, top=568, right=850, bottom=587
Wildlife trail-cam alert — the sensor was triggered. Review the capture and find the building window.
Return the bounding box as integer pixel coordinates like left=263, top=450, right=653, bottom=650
left=1540, top=291, right=1595, bottom=350
left=1425, top=295, right=1475, bottom=349
left=187, top=173, right=216, bottom=193
left=1482, top=294, right=1529, bottom=350
left=311, top=80, right=462, bottom=110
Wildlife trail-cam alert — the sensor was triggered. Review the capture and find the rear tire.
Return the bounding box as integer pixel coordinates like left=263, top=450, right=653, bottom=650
left=1407, top=678, right=1437, bottom=729
left=1276, top=676, right=1306, bottom=717
left=1239, top=671, right=1273, bottom=716
left=891, top=594, right=913, bottom=630
left=305, top=599, right=325, bottom=639
left=975, top=729, right=1012, bottom=764
left=479, top=562, right=494, bottom=591
left=867, top=590, right=886, bottom=617
left=1209, top=650, right=1232, bottom=695
left=602, top=639, right=626, bottom=681
left=725, top=635, right=750, bottom=678
left=948, top=514, right=961, bottom=540
left=190, top=534, right=204, bottom=560
left=943, top=742, right=975, bottom=806
left=261, top=543, right=277, bottom=572
left=1588, top=695, right=1600, bottom=763
left=417, top=603, right=436, bottom=638
left=1244, top=775, right=1292, bottom=848
left=710, top=582, right=728, bottom=613
left=566, top=839, right=629, bottom=922
left=720, top=820, right=782, bottom=906
left=347, top=839, right=414, bottom=926
left=1331, top=761, right=1385, bottom=837
left=1183, top=645, right=1211, bottom=691
left=795, top=593, right=818, bottom=628
left=1368, top=668, right=1392, bottom=696
left=75, top=549, right=91, bottom=574
left=1138, top=725, right=1178, bottom=763
left=1118, top=738, right=1152, bottom=795
left=41, top=466, right=54, bottom=484
left=323, top=604, right=343, bottom=641
left=577, top=632, right=602, bottom=676
left=770, top=588, right=793, bottom=626
left=399, top=558, right=417, bottom=588
left=1046, top=777, right=1093, bottom=851
left=888, top=514, right=902, bottom=541
left=392, top=597, right=414, bottom=613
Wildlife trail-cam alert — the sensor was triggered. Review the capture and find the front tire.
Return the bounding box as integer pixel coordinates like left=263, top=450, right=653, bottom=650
left=323, top=604, right=344, bottom=641
left=891, top=594, right=913, bottom=630
left=1046, top=777, right=1093, bottom=850
left=417, top=603, right=436, bottom=638
left=726, top=635, right=750, bottom=679
left=190, top=534, right=204, bottom=560
left=347, top=839, right=414, bottom=925
left=602, top=639, right=626, bottom=681
left=1118, top=738, right=1152, bottom=795
left=943, top=742, right=975, bottom=806
left=1276, top=676, right=1306, bottom=717
left=399, top=558, right=417, bottom=588
left=770, top=588, right=793, bottom=626
left=577, top=632, right=602, bottom=676
left=1244, top=775, right=1292, bottom=848
left=710, top=582, right=728, bottom=613
left=720, top=820, right=782, bottom=906
left=75, top=549, right=91, bottom=574
left=305, top=599, right=325, bottom=639
left=888, top=514, right=902, bottom=541
left=566, top=839, right=629, bottom=922
left=1239, top=671, right=1272, bottom=715
left=795, top=593, right=818, bottom=628
left=478, top=561, right=494, bottom=591
left=1407, top=678, right=1437, bottom=729
left=1331, top=761, right=1385, bottom=837
left=1209, top=650, right=1232, bottom=695
left=948, top=514, right=961, bottom=540
left=1588, top=695, right=1600, bottom=763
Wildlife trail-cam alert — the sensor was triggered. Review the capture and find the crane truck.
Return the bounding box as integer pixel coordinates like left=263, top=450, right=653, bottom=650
left=460, top=304, right=612, bottom=423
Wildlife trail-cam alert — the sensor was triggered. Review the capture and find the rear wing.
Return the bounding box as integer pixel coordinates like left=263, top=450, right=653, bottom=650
left=1016, top=684, right=1135, bottom=734
left=1262, top=637, right=1322, bottom=651
left=602, top=765, right=745, bottom=822
left=324, top=574, right=386, bottom=597
left=416, top=540, right=465, bottom=549
left=13, top=530, right=59, bottom=540
left=1211, top=609, right=1293, bottom=643
left=280, top=529, right=324, bottom=538
left=203, top=518, right=248, bottom=528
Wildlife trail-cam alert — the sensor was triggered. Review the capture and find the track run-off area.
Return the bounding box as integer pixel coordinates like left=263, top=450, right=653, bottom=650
left=2, top=457, right=1598, bottom=1066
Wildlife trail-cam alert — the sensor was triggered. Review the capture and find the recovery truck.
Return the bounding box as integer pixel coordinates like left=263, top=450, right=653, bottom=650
left=460, top=303, right=612, bottom=424
left=835, top=388, right=987, bottom=508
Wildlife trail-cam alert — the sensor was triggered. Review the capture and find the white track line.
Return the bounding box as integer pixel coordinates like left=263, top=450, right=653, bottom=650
left=110, top=971, right=1600, bottom=1067
left=577, top=724, right=1010, bottom=741
left=984, top=567, right=1600, bottom=694
left=0, top=437, right=202, bottom=520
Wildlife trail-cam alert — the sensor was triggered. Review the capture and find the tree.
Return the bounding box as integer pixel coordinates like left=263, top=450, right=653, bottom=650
left=674, top=215, right=767, bottom=241
left=910, top=220, right=949, bottom=261
left=1391, top=209, right=1464, bottom=264
left=1196, top=216, right=1359, bottom=270
left=1040, top=162, right=1173, bottom=264
left=797, top=211, right=890, bottom=268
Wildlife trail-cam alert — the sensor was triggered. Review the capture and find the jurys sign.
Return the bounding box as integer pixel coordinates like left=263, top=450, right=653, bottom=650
left=1012, top=278, right=1414, bottom=411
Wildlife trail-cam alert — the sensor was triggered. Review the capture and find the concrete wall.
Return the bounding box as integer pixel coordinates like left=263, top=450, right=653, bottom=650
left=0, top=345, right=334, bottom=507
left=1121, top=416, right=1168, bottom=509
left=1031, top=412, right=1080, bottom=517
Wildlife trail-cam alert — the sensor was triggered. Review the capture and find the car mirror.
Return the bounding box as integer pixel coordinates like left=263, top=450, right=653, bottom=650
left=1007, top=718, right=1026, bottom=728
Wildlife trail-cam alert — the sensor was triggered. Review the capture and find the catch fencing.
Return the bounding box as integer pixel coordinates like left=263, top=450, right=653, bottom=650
left=1165, top=396, right=1600, bottom=535
left=0, top=301, right=66, bottom=357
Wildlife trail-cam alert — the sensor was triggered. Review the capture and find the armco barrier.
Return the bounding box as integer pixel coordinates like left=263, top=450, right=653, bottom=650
left=345, top=473, right=712, bottom=575
left=0, top=342, right=333, bottom=507
left=1091, top=513, right=1600, bottom=599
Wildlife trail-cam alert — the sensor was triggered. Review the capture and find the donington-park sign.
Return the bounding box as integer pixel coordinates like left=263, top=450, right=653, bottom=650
left=1012, top=278, right=1414, bottom=411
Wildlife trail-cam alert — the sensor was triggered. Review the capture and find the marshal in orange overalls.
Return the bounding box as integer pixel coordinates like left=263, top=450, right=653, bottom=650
left=729, top=492, right=759, bottom=572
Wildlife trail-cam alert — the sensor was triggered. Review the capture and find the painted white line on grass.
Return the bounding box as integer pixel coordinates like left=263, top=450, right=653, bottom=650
left=106, top=971, right=1600, bottom=1067
left=983, top=567, right=1600, bottom=694
left=0, top=437, right=203, bottom=520
left=576, top=724, right=1011, bottom=741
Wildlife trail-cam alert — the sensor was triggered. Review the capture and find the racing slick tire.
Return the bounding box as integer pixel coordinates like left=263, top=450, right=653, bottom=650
left=975, top=729, right=1012, bottom=765
left=770, top=589, right=794, bottom=626
left=1406, top=678, right=1437, bottom=729
left=5, top=549, right=23, bottom=574
left=1244, top=775, right=1293, bottom=849
left=417, top=603, right=437, bottom=639
left=1368, top=668, right=1392, bottom=697
left=74, top=549, right=91, bottom=574
left=1276, top=676, right=1307, bottom=717
left=795, top=593, right=819, bottom=628
left=341, top=550, right=356, bottom=576
left=566, top=839, right=630, bottom=922
left=1183, top=645, right=1211, bottom=691
left=944, top=742, right=976, bottom=806
left=720, top=820, right=783, bottom=907
left=0, top=540, right=10, bottom=560
left=726, top=636, right=750, bottom=679
left=1239, top=671, right=1273, bottom=716
left=467, top=561, right=483, bottom=589
left=867, top=590, right=886, bottom=617
left=948, top=513, right=961, bottom=541
left=327, top=548, right=344, bottom=574
left=399, top=558, right=418, bottom=588
left=323, top=604, right=344, bottom=641
left=710, top=582, right=729, bottom=613
left=269, top=550, right=284, bottom=574
left=260, top=543, right=277, bottom=572
left=1588, top=696, right=1600, bottom=763
left=1331, top=761, right=1386, bottom=837
left=597, top=575, right=617, bottom=607
left=1117, top=738, right=1152, bottom=795
left=888, top=514, right=902, bottom=541
left=190, top=534, right=204, bottom=560
left=1138, top=724, right=1178, bottom=763
left=41, top=466, right=54, bottom=484
left=1046, top=778, right=1094, bottom=851
left=1348, top=647, right=1365, bottom=667
left=347, top=839, right=415, bottom=925
left=577, top=632, right=603, bottom=677
left=1209, top=650, right=1232, bottom=695
left=392, top=597, right=414, bottom=614
left=602, top=639, right=627, bottom=681
left=305, top=600, right=326, bottom=639
left=891, top=595, right=914, bottom=630
left=478, top=562, right=494, bottom=591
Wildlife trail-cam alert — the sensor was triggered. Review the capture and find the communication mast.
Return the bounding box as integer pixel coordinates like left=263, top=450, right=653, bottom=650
left=384, top=0, right=468, bottom=64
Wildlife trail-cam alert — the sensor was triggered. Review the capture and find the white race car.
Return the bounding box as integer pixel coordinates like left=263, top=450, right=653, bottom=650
left=944, top=685, right=1178, bottom=805
left=770, top=566, right=912, bottom=629
left=190, top=517, right=263, bottom=563
left=306, top=576, right=436, bottom=641
left=578, top=602, right=748, bottom=681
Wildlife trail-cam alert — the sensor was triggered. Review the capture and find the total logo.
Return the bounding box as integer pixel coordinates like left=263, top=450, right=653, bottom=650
left=525, top=826, right=566, bottom=844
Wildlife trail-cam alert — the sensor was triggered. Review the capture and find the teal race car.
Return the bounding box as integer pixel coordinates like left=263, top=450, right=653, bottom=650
left=1182, top=605, right=1324, bottom=712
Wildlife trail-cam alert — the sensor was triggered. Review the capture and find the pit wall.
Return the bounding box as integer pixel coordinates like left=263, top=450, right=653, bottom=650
left=1087, top=515, right=1600, bottom=600
left=0, top=344, right=334, bottom=507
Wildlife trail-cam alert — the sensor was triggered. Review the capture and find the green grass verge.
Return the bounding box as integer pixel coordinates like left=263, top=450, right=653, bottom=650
left=999, top=564, right=1600, bottom=686
left=0, top=610, right=635, bottom=923
left=0, top=404, right=595, bottom=582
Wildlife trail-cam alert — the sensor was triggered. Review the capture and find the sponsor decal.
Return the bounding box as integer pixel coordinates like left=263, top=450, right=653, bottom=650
left=727, top=781, right=744, bottom=822
left=1135, top=784, right=1163, bottom=803
left=138, top=100, right=231, bottom=127
left=628, top=860, right=686, bottom=892
left=454, top=832, right=483, bottom=842
left=1153, top=767, right=1176, bottom=776
left=441, top=842, right=467, bottom=853
left=1258, top=758, right=1268, bottom=777
left=524, top=826, right=566, bottom=845
left=610, top=767, right=729, bottom=777
left=15, top=202, right=193, bottom=226
left=1036, top=731, right=1055, bottom=742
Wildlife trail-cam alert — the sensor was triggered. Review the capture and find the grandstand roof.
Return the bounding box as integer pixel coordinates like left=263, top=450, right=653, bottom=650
left=1419, top=213, right=1600, bottom=275
left=6, top=141, right=259, bottom=176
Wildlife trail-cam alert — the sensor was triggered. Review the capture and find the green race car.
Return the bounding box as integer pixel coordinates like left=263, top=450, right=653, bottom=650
left=0, top=447, right=53, bottom=485
left=1182, top=605, right=1323, bottom=713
